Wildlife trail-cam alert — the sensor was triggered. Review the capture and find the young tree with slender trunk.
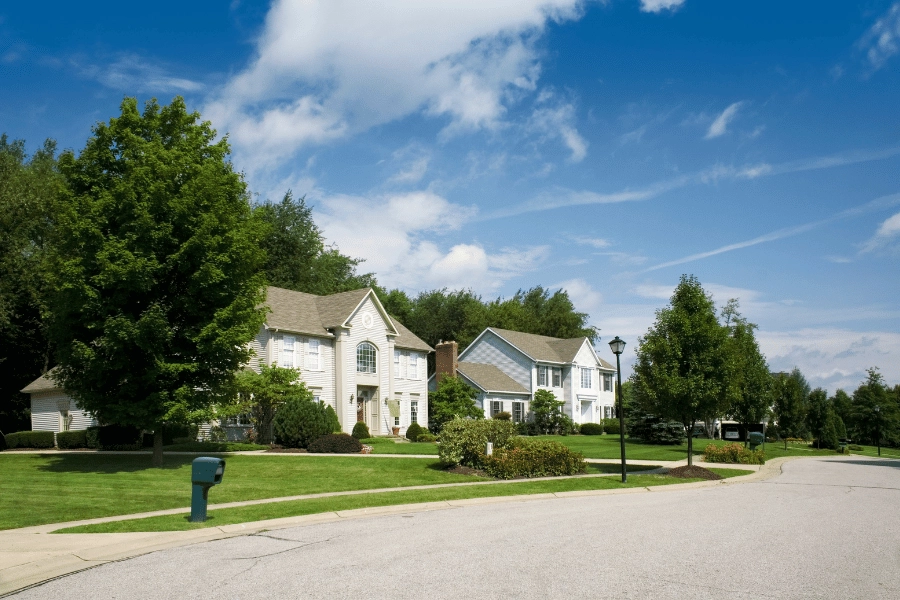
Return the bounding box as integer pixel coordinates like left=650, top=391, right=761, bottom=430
left=771, top=368, right=810, bottom=450
left=48, top=97, right=268, bottom=467
left=631, top=275, right=728, bottom=466
left=721, top=299, right=771, bottom=444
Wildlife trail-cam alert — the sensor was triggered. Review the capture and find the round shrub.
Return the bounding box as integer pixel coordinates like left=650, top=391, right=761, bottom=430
left=603, top=418, right=621, bottom=436
left=438, top=417, right=517, bottom=468
left=492, top=411, right=511, bottom=421
left=57, top=430, right=88, bottom=449
left=405, top=422, right=425, bottom=442
left=273, top=398, right=332, bottom=448
left=417, top=432, right=437, bottom=443
left=351, top=421, right=371, bottom=440
left=308, top=433, right=363, bottom=454
left=483, top=438, right=587, bottom=479
left=580, top=423, right=604, bottom=436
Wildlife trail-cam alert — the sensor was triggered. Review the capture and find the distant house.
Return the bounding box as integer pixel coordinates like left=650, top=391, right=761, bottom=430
left=428, top=328, right=616, bottom=425
left=20, top=286, right=432, bottom=438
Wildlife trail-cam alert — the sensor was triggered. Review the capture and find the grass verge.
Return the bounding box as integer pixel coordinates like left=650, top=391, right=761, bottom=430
left=360, top=438, right=439, bottom=455
left=162, top=442, right=269, bottom=452
left=56, top=469, right=750, bottom=534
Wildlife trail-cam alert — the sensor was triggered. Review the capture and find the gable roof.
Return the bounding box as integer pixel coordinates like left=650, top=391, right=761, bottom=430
left=264, top=286, right=431, bottom=352
left=477, top=327, right=614, bottom=369
left=21, top=369, right=62, bottom=394
left=457, top=361, right=529, bottom=395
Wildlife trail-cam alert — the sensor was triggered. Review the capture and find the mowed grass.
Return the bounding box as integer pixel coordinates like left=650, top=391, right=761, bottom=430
left=0, top=454, right=486, bottom=530
left=361, top=438, right=439, bottom=455
left=57, top=468, right=752, bottom=534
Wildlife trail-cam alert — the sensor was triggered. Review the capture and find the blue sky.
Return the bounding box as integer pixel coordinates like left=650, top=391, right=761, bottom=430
left=2, top=0, right=899, bottom=392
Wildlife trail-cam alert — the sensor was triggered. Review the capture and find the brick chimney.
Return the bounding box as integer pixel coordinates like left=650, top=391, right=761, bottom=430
left=435, top=341, right=458, bottom=386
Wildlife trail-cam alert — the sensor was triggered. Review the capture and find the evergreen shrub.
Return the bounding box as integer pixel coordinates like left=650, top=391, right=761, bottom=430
left=438, top=417, right=517, bottom=468
left=630, top=415, right=685, bottom=444
left=417, top=432, right=437, bottom=443
left=56, top=430, right=88, bottom=449
left=273, top=398, right=332, bottom=448
left=602, top=418, right=621, bottom=435
left=703, top=443, right=765, bottom=465
left=324, top=405, right=341, bottom=433
left=85, top=426, right=100, bottom=449
left=580, top=423, right=604, bottom=435
left=492, top=411, right=512, bottom=421
left=351, top=421, right=371, bottom=440
left=483, top=438, right=587, bottom=479
left=98, top=425, right=143, bottom=450
left=307, top=433, right=363, bottom=454
left=405, top=422, right=425, bottom=442
left=4, top=431, right=55, bottom=449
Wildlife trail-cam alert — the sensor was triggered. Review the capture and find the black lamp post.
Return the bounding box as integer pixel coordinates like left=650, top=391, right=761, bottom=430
left=608, top=336, right=627, bottom=483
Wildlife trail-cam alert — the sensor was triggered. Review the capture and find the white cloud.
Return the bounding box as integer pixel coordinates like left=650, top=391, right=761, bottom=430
left=73, top=54, right=203, bottom=93
left=861, top=211, right=900, bottom=253
left=639, top=0, right=686, bottom=14
left=205, top=0, right=587, bottom=170
left=554, top=278, right=604, bottom=314
left=705, top=101, right=743, bottom=139
left=574, top=236, right=611, bottom=248
left=859, top=2, right=900, bottom=71
left=313, top=190, right=546, bottom=292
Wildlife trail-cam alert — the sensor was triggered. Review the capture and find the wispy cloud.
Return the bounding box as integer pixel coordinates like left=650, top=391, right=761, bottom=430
left=573, top=236, right=612, bottom=248
left=861, top=210, right=900, bottom=253
left=705, top=101, right=743, bottom=139
left=642, top=193, right=900, bottom=272
left=527, top=99, right=588, bottom=162
left=639, top=0, right=686, bottom=14
left=858, top=2, right=900, bottom=71
left=73, top=54, right=203, bottom=93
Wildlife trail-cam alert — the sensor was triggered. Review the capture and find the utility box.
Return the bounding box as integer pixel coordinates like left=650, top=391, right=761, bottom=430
left=190, top=457, right=226, bottom=523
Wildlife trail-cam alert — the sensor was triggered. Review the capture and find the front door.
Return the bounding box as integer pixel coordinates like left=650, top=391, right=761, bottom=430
left=357, top=388, right=368, bottom=422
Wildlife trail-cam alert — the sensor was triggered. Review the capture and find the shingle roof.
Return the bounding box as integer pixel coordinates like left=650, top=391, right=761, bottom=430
left=21, top=369, right=62, bottom=394
left=457, top=361, right=529, bottom=394
left=486, top=327, right=614, bottom=369
left=263, top=286, right=431, bottom=352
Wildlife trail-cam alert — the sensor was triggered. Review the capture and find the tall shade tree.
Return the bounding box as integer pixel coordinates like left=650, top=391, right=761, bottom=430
left=721, top=299, right=771, bottom=441
left=630, top=275, right=728, bottom=466
left=851, top=368, right=898, bottom=454
left=48, top=97, right=268, bottom=466
left=0, top=136, right=62, bottom=433
left=770, top=368, right=810, bottom=449
left=255, top=192, right=376, bottom=295
left=806, top=388, right=831, bottom=449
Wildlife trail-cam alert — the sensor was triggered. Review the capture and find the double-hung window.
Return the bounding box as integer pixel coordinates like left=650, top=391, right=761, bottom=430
left=512, top=402, right=524, bottom=424
left=603, top=373, right=613, bottom=392
left=491, top=400, right=503, bottom=416
left=552, top=367, right=561, bottom=387
left=307, top=339, right=320, bottom=370
left=580, top=367, right=592, bottom=389
left=410, top=400, right=419, bottom=425
left=394, top=350, right=401, bottom=377
left=538, top=366, right=548, bottom=387
left=408, top=353, right=418, bottom=380
left=280, top=335, right=296, bottom=368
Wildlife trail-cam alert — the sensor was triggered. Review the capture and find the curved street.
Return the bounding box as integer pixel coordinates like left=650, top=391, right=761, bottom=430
left=9, top=456, right=900, bottom=600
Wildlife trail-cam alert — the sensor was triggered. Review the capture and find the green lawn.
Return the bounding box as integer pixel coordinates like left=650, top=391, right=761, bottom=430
left=361, top=437, right=439, bottom=455
left=57, top=468, right=751, bottom=534
left=846, top=444, right=900, bottom=459
left=0, top=454, right=485, bottom=530
left=162, top=441, right=269, bottom=452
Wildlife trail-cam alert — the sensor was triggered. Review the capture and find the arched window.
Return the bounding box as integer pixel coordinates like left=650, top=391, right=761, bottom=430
left=357, top=342, right=377, bottom=374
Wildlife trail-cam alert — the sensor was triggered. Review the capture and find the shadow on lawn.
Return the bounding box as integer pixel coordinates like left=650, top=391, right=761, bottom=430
left=35, top=453, right=197, bottom=473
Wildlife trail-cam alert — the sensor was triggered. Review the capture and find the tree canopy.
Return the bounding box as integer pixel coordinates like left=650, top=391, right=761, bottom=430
left=428, top=376, right=482, bottom=432
left=721, top=300, right=771, bottom=430
left=47, top=97, right=268, bottom=465
left=770, top=368, right=810, bottom=448
left=630, top=275, right=729, bottom=465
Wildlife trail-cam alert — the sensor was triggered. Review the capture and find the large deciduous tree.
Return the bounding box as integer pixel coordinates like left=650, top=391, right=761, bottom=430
left=631, top=275, right=729, bottom=465
left=0, top=136, right=61, bottom=433
left=770, top=368, right=810, bottom=449
left=721, top=299, right=771, bottom=441
left=48, top=97, right=268, bottom=466
left=851, top=368, right=898, bottom=455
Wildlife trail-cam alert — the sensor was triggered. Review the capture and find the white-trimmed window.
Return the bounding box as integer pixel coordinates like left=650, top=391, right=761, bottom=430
left=357, top=342, right=377, bottom=374
left=580, top=367, right=592, bottom=389
left=491, top=400, right=503, bottom=416
left=394, top=350, right=400, bottom=377
left=280, top=335, right=296, bottom=368
left=512, top=402, right=525, bottom=424
left=307, top=339, right=320, bottom=370
left=394, top=393, right=402, bottom=427
left=538, top=366, right=548, bottom=386
left=408, top=353, right=418, bottom=380
left=603, top=373, right=613, bottom=392
left=552, top=368, right=561, bottom=387
left=604, top=406, right=613, bottom=419
left=410, top=399, right=419, bottom=425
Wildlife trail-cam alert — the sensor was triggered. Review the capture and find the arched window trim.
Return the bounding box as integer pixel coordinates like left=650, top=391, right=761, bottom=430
left=357, top=341, right=377, bottom=374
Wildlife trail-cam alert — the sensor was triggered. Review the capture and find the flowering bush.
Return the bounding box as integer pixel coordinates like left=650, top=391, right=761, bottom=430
left=704, top=443, right=765, bottom=465
left=483, top=438, right=587, bottom=479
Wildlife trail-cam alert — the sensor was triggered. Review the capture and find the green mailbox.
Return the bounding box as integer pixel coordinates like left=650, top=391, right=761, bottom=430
left=190, top=457, right=225, bottom=523
left=748, top=431, right=764, bottom=450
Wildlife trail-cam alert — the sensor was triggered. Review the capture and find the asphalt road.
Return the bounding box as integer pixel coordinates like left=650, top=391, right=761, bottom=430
left=11, top=457, right=900, bottom=599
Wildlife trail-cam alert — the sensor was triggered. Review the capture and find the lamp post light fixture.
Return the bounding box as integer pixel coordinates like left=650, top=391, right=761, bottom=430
left=608, top=336, right=627, bottom=483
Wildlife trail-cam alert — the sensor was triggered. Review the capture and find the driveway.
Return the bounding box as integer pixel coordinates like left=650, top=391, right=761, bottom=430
left=7, top=456, right=900, bottom=599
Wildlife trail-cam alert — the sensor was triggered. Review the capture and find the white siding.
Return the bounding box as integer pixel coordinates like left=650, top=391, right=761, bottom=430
left=248, top=326, right=269, bottom=370
left=30, top=392, right=97, bottom=433
left=345, top=297, right=392, bottom=435
left=462, top=331, right=533, bottom=391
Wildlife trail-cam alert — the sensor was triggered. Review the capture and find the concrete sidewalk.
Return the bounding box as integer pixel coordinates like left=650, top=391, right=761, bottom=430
left=0, top=456, right=775, bottom=597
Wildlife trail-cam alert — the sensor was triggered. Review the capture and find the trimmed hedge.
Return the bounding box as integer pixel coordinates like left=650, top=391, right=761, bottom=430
left=351, top=421, right=371, bottom=440
left=57, top=430, right=88, bottom=449
left=98, top=424, right=143, bottom=451
left=417, top=432, right=437, bottom=443
left=438, top=418, right=517, bottom=468
left=602, top=418, right=621, bottom=436
left=483, top=438, right=587, bottom=479
left=405, top=422, right=425, bottom=442
left=703, top=443, right=765, bottom=465
left=308, top=433, right=363, bottom=454
left=580, top=423, right=604, bottom=436
left=4, top=431, right=55, bottom=449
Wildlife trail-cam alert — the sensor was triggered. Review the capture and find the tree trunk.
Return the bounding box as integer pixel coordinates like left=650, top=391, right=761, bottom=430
left=153, top=429, right=164, bottom=468
left=687, top=426, right=693, bottom=466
